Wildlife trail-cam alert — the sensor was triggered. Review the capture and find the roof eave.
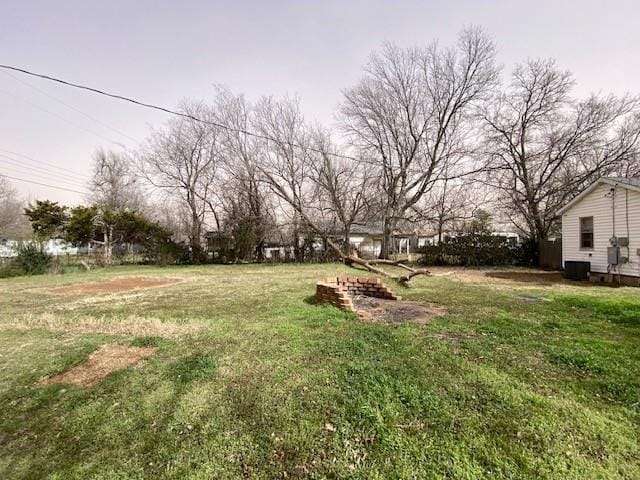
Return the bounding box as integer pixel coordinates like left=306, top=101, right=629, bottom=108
left=558, top=178, right=640, bottom=216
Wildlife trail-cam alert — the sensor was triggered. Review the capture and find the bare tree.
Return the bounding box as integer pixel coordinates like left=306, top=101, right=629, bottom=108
left=340, top=27, right=498, bottom=258
left=411, top=178, right=482, bottom=242
left=252, top=94, right=316, bottom=262
left=90, top=148, right=145, bottom=211
left=156, top=199, right=192, bottom=242
left=141, top=101, right=220, bottom=261
left=0, top=175, right=27, bottom=238
left=310, top=128, right=374, bottom=255
left=252, top=95, right=430, bottom=282
left=482, top=58, right=640, bottom=240
left=213, top=88, right=277, bottom=260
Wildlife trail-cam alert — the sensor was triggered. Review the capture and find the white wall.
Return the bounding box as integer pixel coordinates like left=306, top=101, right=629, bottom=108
left=0, top=239, right=81, bottom=258
left=417, top=236, right=435, bottom=247
left=349, top=235, right=366, bottom=248
left=0, top=241, right=17, bottom=258
left=562, top=183, right=640, bottom=276
left=264, top=246, right=294, bottom=260
left=354, top=236, right=382, bottom=257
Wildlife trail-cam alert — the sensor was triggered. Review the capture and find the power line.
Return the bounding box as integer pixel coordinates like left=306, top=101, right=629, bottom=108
left=0, top=165, right=89, bottom=194
left=0, top=166, right=86, bottom=192
left=0, top=157, right=88, bottom=189
left=0, top=162, right=89, bottom=190
left=0, top=64, right=359, bottom=162
left=0, top=69, right=139, bottom=144
left=0, top=87, right=127, bottom=149
left=0, top=153, right=88, bottom=185
left=1, top=173, right=88, bottom=195
left=0, top=148, right=90, bottom=179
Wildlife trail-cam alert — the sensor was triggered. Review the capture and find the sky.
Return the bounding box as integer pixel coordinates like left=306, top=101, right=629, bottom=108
left=1, top=0, right=639, bottom=205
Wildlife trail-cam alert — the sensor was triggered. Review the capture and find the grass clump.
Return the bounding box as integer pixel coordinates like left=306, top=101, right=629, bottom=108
left=0, top=243, right=52, bottom=278
left=168, top=353, right=218, bottom=384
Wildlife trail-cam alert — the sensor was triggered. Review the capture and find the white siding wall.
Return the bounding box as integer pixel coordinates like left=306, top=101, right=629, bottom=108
left=562, top=183, right=640, bottom=276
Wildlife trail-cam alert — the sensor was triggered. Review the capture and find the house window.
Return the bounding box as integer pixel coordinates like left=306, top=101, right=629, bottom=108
left=580, top=217, right=594, bottom=249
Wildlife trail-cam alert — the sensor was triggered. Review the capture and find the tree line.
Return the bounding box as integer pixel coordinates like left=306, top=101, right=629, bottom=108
left=2, top=27, right=639, bottom=279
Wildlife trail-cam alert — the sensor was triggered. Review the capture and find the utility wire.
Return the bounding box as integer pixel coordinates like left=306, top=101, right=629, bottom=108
left=0, top=158, right=88, bottom=190
left=0, top=161, right=89, bottom=190
left=1, top=173, right=88, bottom=195
left=0, top=64, right=359, bottom=162
left=0, top=148, right=90, bottom=179
left=0, top=153, right=88, bottom=185
left=0, top=69, right=139, bottom=144
left=0, top=166, right=86, bottom=192
left=0, top=87, right=127, bottom=149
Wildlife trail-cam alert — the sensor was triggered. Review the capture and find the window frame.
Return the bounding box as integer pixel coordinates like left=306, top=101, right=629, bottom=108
left=579, top=216, right=594, bottom=250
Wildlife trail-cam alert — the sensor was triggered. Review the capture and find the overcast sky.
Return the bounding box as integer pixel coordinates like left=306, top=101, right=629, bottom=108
left=1, top=0, right=639, bottom=205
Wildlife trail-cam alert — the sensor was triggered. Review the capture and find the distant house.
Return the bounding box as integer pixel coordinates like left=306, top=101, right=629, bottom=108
left=0, top=238, right=16, bottom=258
left=205, top=220, right=520, bottom=262
left=0, top=238, right=81, bottom=258
left=205, top=232, right=234, bottom=259
left=205, top=231, right=298, bottom=262
left=331, top=223, right=419, bottom=258
left=332, top=224, right=445, bottom=258
left=559, top=177, right=640, bottom=284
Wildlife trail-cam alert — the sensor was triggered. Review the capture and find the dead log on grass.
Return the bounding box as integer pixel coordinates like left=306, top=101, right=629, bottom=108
left=326, top=237, right=431, bottom=285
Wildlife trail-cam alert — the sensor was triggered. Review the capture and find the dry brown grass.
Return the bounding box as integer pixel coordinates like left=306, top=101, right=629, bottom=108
left=47, top=277, right=181, bottom=295
left=36, top=344, right=156, bottom=388
left=0, top=313, right=204, bottom=337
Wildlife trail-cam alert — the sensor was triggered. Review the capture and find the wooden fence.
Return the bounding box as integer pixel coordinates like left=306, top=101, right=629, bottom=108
left=539, top=239, right=562, bottom=270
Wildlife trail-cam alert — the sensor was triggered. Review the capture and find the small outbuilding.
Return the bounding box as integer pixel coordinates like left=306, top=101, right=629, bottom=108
left=559, top=177, right=640, bottom=285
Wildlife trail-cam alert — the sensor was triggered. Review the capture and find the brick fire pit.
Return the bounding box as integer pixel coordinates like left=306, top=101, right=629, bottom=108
left=315, top=277, right=401, bottom=319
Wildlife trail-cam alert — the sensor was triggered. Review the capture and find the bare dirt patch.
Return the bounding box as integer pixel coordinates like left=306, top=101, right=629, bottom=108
left=485, top=271, right=565, bottom=285
left=352, top=295, right=445, bottom=324
left=48, top=277, right=179, bottom=295
left=37, top=344, right=156, bottom=388
left=425, top=267, right=596, bottom=290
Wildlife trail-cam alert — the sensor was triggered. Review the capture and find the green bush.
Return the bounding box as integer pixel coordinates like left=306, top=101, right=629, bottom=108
left=0, top=262, right=26, bottom=278
left=15, top=243, right=52, bottom=275
left=514, top=236, right=539, bottom=267
left=143, top=237, right=191, bottom=266
left=418, top=233, right=520, bottom=267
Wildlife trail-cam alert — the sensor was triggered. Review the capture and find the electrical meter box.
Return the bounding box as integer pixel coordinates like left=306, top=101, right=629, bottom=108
left=618, top=237, right=629, bottom=247
left=608, top=246, right=619, bottom=265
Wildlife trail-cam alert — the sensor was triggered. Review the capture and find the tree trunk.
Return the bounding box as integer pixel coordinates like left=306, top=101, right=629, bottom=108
left=293, top=219, right=303, bottom=262
left=380, top=217, right=394, bottom=259
left=344, top=226, right=352, bottom=256
left=255, top=239, right=265, bottom=262
left=190, top=210, right=203, bottom=264
left=103, top=224, right=113, bottom=266
left=379, top=217, right=395, bottom=259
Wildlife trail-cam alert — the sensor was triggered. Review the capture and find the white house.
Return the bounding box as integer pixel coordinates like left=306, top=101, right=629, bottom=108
left=0, top=238, right=82, bottom=258
left=559, top=177, right=640, bottom=284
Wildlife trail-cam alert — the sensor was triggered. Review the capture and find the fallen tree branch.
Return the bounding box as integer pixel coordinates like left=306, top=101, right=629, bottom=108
left=396, top=263, right=416, bottom=273
left=343, top=255, right=393, bottom=277
left=367, top=259, right=404, bottom=266
left=397, top=268, right=432, bottom=284
left=260, top=169, right=430, bottom=284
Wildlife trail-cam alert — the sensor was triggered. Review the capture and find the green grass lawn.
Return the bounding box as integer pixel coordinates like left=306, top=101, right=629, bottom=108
left=0, top=264, right=638, bottom=479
